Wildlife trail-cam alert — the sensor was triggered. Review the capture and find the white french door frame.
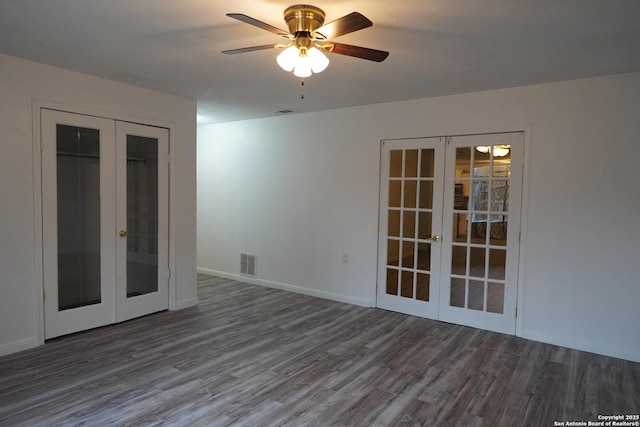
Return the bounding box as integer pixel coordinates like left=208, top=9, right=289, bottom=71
left=376, top=126, right=531, bottom=337
left=31, top=101, right=178, bottom=345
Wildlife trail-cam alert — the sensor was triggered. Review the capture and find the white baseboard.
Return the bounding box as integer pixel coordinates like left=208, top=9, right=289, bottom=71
left=197, top=267, right=372, bottom=308
left=0, top=336, right=40, bottom=357
left=197, top=269, right=639, bottom=363
left=520, top=328, right=640, bottom=363
left=173, top=297, right=199, bottom=310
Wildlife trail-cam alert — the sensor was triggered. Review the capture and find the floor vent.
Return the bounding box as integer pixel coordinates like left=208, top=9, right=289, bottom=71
left=240, top=253, right=256, bottom=277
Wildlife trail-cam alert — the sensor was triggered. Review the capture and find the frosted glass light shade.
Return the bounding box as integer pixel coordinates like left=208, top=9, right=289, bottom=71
left=307, top=47, right=329, bottom=73
left=277, top=45, right=330, bottom=77
left=276, top=46, right=299, bottom=72
left=293, top=57, right=312, bottom=77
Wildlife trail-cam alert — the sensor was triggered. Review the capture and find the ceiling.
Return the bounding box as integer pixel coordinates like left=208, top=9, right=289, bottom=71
left=1, top=1, right=640, bottom=125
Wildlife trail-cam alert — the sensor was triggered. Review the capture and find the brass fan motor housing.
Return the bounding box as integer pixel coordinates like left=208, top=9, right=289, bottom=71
left=283, top=5, right=326, bottom=34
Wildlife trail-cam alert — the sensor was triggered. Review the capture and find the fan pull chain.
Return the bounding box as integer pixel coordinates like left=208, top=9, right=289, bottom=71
left=301, top=79, right=304, bottom=100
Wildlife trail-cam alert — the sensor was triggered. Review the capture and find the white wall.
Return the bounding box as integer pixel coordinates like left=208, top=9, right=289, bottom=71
left=0, top=53, right=198, bottom=356
left=197, top=71, right=640, bottom=362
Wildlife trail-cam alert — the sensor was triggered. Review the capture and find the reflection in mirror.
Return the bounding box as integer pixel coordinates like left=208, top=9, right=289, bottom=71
left=416, top=273, right=430, bottom=301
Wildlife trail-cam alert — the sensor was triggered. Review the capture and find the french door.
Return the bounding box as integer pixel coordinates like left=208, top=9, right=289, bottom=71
left=377, top=132, right=523, bottom=334
left=42, top=110, right=169, bottom=339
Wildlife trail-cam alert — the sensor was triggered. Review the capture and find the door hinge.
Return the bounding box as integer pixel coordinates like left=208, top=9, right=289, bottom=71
left=40, top=138, right=44, bottom=152
left=515, top=307, right=518, bottom=318
left=167, top=268, right=171, bottom=280
left=43, top=289, right=46, bottom=302
left=446, top=136, right=452, bottom=145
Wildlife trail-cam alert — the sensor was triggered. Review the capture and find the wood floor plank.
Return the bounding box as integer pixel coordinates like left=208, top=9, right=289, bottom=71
left=0, top=273, right=638, bottom=426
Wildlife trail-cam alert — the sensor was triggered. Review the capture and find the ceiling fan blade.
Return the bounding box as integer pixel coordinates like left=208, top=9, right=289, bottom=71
left=314, top=12, right=372, bottom=39
left=222, top=44, right=280, bottom=55
left=326, top=42, right=389, bottom=62
left=226, top=13, right=291, bottom=38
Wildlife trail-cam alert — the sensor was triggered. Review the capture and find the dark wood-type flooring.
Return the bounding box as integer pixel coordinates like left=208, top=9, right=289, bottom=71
left=1, top=274, right=638, bottom=426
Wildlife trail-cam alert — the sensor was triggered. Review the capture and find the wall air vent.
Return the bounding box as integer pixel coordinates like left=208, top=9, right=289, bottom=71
left=240, top=253, right=256, bottom=277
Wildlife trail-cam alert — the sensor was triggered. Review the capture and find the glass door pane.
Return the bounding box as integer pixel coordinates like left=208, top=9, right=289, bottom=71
left=126, top=135, right=159, bottom=298
left=42, top=109, right=116, bottom=339
left=377, top=138, right=444, bottom=319
left=115, top=122, right=169, bottom=322
left=439, top=132, right=523, bottom=335
left=56, top=125, right=102, bottom=310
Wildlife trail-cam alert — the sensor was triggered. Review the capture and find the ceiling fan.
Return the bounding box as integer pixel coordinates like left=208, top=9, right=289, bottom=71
left=222, top=4, right=389, bottom=78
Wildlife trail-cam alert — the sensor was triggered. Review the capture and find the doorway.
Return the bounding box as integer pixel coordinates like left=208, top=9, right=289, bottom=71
left=41, top=109, right=169, bottom=339
left=376, top=132, right=523, bottom=334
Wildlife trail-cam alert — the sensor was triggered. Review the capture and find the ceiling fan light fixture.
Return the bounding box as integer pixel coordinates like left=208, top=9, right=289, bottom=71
left=293, top=56, right=312, bottom=77
left=276, top=45, right=299, bottom=71
left=277, top=45, right=329, bottom=77
left=308, top=47, right=329, bottom=73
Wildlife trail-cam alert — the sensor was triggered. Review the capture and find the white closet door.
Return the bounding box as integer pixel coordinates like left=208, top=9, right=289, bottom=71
left=42, top=110, right=117, bottom=339
left=115, top=122, right=169, bottom=322
left=42, top=110, right=170, bottom=339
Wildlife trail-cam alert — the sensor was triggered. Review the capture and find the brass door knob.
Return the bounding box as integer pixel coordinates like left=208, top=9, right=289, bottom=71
left=119, top=230, right=127, bottom=237
left=431, top=235, right=440, bottom=242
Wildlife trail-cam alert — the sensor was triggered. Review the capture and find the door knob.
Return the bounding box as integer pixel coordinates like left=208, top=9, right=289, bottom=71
left=431, top=234, right=440, bottom=242
left=119, top=230, right=127, bottom=237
